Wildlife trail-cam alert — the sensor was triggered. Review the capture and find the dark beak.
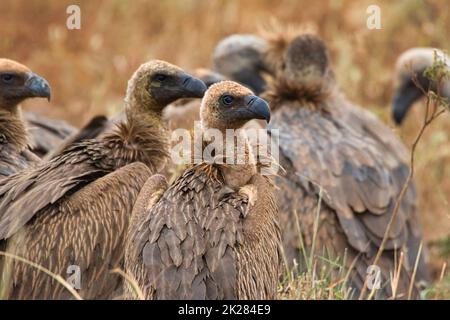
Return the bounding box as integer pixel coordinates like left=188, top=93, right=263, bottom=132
left=179, top=73, right=207, bottom=98
left=392, top=86, right=423, bottom=125
left=244, top=95, right=271, bottom=123
left=25, top=72, right=51, bottom=101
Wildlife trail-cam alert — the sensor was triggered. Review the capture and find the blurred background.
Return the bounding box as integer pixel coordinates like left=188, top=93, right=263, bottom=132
left=0, top=0, right=449, bottom=292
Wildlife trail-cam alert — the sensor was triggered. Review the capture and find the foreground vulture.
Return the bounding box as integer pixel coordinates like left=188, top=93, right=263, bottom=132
left=0, top=60, right=207, bottom=299
left=262, top=33, right=430, bottom=299
left=392, top=48, right=450, bottom=124
left=0, top=58, right=50, bottom=179
left=125, top=81, right=280, bottom=299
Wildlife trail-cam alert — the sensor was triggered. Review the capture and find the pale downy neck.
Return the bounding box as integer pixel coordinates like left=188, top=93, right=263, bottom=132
left=202, top=124, right=257, bottom=190
left=0, top=104, right=29, bottom=152
left=101, top=96, right=169, bottom=174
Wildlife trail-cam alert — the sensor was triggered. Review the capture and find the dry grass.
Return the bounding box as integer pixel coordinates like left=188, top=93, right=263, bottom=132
left=0, top=0, right=449, bottom=299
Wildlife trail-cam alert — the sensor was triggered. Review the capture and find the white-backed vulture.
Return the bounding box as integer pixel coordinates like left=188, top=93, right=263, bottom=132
left=262, top=33, right=430, bottom=299
left=0, top=59, right=50, bottom=179
left=125, top=81, right=280, bottom=300
left=0, top=60, right=207, bottom=299
left=392, top=48, right=450, bottom=124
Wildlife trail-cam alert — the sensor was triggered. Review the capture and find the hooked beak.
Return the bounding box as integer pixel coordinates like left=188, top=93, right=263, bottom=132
left=179, top=73, right=207, bottom=98
left=244, top=95, right=271, bottom=123
left=25, top=72, right=51, bottom=101
left=392, top=87, right=423, bottom=125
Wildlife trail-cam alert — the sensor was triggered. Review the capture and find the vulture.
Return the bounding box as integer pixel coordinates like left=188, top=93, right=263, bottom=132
left=0, top=60, right=207, bottom=299
left=261, top=33, right=430, bottom=299
left=392, top=48, right=450, bottom=124
left=125, top=81, right=280, bottom=300
left=0, top=58, right=50, bottom=179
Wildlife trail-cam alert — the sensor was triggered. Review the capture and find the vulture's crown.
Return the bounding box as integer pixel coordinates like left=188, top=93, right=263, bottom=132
left=283, top=35, right=330, bottom=84
left=264, top=34, right=333, bottom=105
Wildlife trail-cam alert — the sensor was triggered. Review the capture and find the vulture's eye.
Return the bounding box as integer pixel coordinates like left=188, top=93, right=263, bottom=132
left=221, top=95, right=234, bottom=106
left=1, top=73, right=14, bottom=83
left=154, top=74, right=167, bottom=82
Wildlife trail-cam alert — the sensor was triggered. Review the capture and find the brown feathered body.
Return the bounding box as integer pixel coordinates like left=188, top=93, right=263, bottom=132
left=266, top=82, right=428, bottom=299
left=126, top=163, right=279, bottom=299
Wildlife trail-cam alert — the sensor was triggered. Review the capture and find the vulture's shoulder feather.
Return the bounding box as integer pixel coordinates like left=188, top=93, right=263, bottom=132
left=8, top=162, right=152, bottom=299
left=0, top=140, right=109, bottom=240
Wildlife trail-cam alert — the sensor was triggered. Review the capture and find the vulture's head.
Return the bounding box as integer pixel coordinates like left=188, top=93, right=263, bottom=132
left=200, top=80, right=270, bottom=131
left=392, top=48, right=450, bottom=125
left=125, top=60, right=207, bottom=113
left=281, top=34, right=330, bottom=86
left=0, top=58, right=51, bottom=110
left=212, top=35, right=269, bottom=95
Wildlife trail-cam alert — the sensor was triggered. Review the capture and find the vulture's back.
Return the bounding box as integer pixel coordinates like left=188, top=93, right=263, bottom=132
left=126, top=164, right=279, bottom=300
left=268, top=93, right=428, bottom=298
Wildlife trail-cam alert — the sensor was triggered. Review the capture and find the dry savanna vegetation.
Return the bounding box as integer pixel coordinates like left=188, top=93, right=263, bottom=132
left=0, top=0, right=449, bottom=299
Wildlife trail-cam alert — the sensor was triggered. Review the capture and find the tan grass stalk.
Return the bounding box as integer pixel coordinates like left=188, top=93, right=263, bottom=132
left=0, top=251, right=82, bottom=300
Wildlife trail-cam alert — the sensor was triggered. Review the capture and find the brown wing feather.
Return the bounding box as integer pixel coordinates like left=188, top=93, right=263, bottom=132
left=0, top=146, right=36, bottom=179
left=1, top=162, right=152, bottom=299
left=0, top=140, right=110, bottom=240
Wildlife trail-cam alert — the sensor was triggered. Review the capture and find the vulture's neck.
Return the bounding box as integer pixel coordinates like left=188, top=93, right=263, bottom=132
left=101, top=100, right=169, bottom=174
left=0, top=105, right=29, bottom=152
left=202, top=126, right=257, bottom=190
left=263, top=76, right=332, bottom=112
